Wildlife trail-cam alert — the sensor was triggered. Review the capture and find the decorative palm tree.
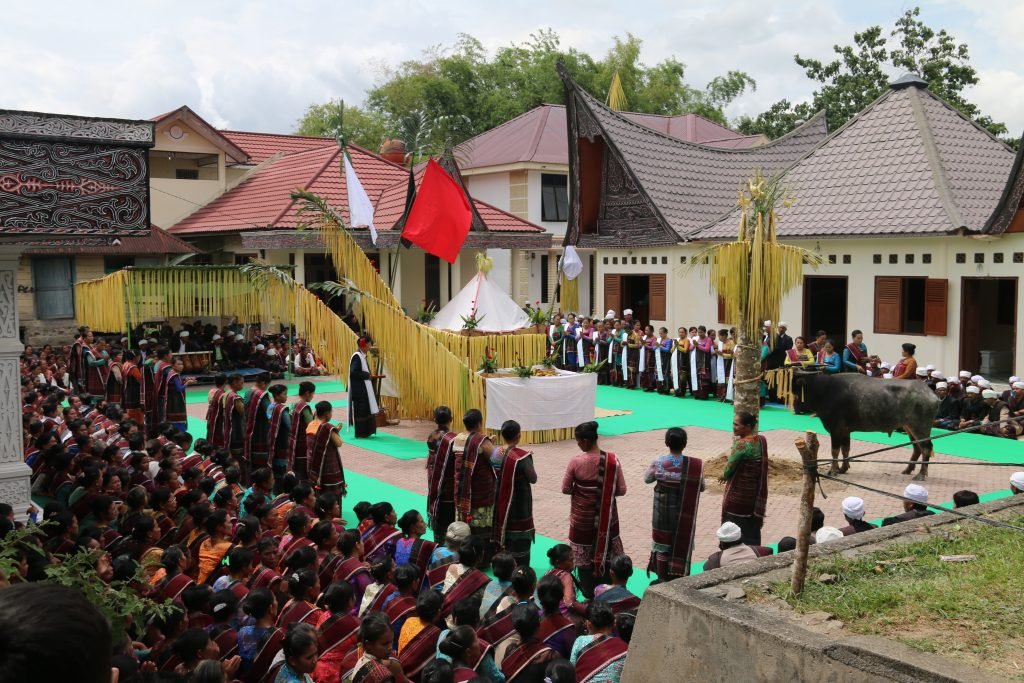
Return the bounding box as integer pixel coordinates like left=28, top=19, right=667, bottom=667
left=695, top=170, right=822, bottom=419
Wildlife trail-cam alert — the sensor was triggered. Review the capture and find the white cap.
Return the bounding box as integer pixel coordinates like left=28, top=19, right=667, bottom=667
left=623, top=309, right=633, bottom=316
left=212, top=334, right=222, bottom=341
left=971, top=375, right=983, bottom=383
left=883, top=373, right=894, bottom=379
left=930, top=371, right=943, bottom=379
left=946, top=376, right=959, bottom=383
left=935, top=382, right=948, bottom=390
left=1010, top=472, right=1024, bottom=491
left=148, top=337, right=157, bottom=344
left=815, top=527, right=844, bottom=543
left=966, top=386, right=980, bottom=394
left=904, top=483, right=928, bottom=504
left=605, top=309, right=616, bottom=319
left=915, top=367, right=928, bottom=376
left=881, top=362, right=891, bottom=369
left=978, top=379, right=992, bottom=389
left=138, top=339, right=148, bottom=345
left=959, top=370, right=971, bottom=379
left=763, top=320, right=772, bottom=326
left=1013, top=382, right=1024, bottom=390
left=983, top=389, right=998, bottom=399
left=778, top=321, right=788, bottom=328
left=266, top=349, right=275, bottom=356
left=120, top=337, right=128, bottom=343
left=1010, top=376, right=1020, bottom=384
left=925, top=364, right=935, bottom=371
left=255, top=344, right=265, bottom=351
left=179, top=331, right=189, bottom=337
left=716, top=521, right=743, bottom=543
left=841, top=496, right=865, bottom=520
left=560, top=318, right=568, bottom=325
left=234, top=333, right=244, bottom=341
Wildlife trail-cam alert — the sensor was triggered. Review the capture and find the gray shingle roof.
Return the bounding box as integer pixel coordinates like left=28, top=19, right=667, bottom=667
left=691, top=81, right=1016, bottom=240
left=566, top=83, right=829, bottom=239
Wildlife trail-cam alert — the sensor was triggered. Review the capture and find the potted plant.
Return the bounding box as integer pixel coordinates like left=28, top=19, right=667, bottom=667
left=478, top=348, right=499, bottom=375
left=527, top=301, right=548, bottom=332
left=512, top=355, right=533, bottom=379
left=461, top=312, right=486, bottom=335
left=416, top=300, right=438, bottom=324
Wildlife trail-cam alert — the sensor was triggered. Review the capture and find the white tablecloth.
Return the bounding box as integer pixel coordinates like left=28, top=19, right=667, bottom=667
left=483, top=368, right=597, bottom=431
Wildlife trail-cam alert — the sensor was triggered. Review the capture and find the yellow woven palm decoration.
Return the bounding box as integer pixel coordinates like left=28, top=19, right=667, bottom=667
left=607, top=71, right=628, bottom=111
left=694, top=170, right=821, bottom=414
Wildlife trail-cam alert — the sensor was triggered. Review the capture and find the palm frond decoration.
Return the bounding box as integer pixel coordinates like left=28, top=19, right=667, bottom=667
left=607, top=71, right=628, bottom=111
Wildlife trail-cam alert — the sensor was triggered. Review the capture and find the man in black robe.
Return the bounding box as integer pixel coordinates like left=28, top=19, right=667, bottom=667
left=348, top=334, right=380, bottom=438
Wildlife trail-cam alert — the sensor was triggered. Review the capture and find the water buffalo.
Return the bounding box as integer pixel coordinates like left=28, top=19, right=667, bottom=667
left=791, top=370, right=940, bottom=480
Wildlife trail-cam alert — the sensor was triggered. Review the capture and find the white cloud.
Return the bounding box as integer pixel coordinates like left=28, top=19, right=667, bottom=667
left=0, top=0, right=1018, bottom=135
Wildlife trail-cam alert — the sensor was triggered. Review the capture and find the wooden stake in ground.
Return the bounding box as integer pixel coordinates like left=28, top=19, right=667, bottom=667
left=791, top=430, right=819, bottom=595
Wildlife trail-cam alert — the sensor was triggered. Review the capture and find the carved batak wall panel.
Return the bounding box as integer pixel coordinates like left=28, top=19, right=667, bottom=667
left=0, top=110, right=153, bottom=238
left=597, top=148, right=669, bottom=244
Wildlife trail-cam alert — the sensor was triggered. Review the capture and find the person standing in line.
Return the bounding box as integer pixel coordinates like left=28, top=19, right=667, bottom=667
left=307, top=401, right=346, bottom=498
left=719, top=411, right=769, bottom=545
left=644, top=427, right=703, bottom=583
left=426, top=406, right=458, bottom=544
left=492, top=419, right=537, bottom=568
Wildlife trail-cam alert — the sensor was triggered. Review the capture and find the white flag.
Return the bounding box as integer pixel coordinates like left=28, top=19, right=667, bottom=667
left=344, top=153, right=378, bottom=245
left=562, top=245, right=583, bottom=280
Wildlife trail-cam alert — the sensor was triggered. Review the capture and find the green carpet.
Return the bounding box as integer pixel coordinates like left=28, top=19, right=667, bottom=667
left=185, top=380, right=347, bottom=404
left=336, top=429, right=426, bottom=460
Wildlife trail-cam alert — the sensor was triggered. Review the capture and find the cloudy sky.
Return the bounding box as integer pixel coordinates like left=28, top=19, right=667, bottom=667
left=4, top=0, right=1022, bottom=135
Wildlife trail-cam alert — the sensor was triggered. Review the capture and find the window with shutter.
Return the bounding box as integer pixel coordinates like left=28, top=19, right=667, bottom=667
left=649, top=274, right=667, bottom=320
left=604, top=274, right=622, bottom=317
left=923, top=278, right=948, bottom=336
left=874, top=276, right=901, bottom=334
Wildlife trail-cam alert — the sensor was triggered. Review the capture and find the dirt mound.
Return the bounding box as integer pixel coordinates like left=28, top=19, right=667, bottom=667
left=703, top=453, right=806, bottom=495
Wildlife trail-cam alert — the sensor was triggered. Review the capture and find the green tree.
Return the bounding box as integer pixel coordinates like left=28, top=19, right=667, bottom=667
left=737, top=7, right=1009, bottom=141
left=302, top=30, right=755, bottom=156
left=294, top=100, right=390, bottom=150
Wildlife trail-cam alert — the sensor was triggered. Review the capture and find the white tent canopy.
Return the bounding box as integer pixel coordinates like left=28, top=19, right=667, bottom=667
left=430, top=258, right=531, bottom=332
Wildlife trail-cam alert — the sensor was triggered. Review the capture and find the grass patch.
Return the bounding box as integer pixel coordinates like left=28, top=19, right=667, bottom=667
left=764, top=516, right=1024, bottom=680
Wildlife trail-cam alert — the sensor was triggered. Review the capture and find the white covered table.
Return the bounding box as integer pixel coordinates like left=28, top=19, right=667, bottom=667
left=483, top=368, right=597, bottom=432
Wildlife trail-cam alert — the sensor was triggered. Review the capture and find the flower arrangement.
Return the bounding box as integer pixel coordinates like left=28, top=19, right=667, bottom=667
left=512, top=355, right=533, bottom=378
left=527, top=301, right=548, bottom=325
left=581, top=359, right=607, bottom=374
left=415, top=300, right=438, bottom=324
left=478, top=347, right=499, bottom=374
left=461, top=312, right=486, bottom=330
left=540, top=354, right=557, bottom=368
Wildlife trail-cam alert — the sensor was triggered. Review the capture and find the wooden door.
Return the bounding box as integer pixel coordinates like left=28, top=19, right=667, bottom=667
left=649, top=274, right=666, bottom=320
left=604, top=274, right=622, bottom=317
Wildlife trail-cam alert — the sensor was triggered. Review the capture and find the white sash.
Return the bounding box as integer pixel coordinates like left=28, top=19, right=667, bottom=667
left=670, top=342, right=681, bottom=392
left=655, top=341, right=665, bottom=382
left=689, top=337, right=699, bottom=391
left=726, top=355, right=736, bottom=401
left=577, top=333, right=585, bottom=369
left=621, top=346, right=629, bottom=381
left=638, top=337, right=647, bottom=373
left=715, top=341, right=726, bottom=383
left=607, top=336, right=615, bottom=364
left=348, top=351, right=380, bottom=426
left=561, top=327, right=568, bottom=365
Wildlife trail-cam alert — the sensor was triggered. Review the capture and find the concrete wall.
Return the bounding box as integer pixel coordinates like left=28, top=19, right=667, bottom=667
left=625, top=496, right=1024, bottom=683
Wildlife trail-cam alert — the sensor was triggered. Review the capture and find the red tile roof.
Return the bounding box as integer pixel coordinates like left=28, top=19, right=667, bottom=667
left=169, top=143, right=543, bottom=236
left=456, top=104, right=765, bottom=170
left=152, top=107, right=249, bottom=164
left=220, top=130, right=336, bottom=164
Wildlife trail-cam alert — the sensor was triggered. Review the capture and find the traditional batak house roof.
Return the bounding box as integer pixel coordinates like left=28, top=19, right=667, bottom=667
left=692, top=74, right=1017, bottom=241
left=983, top=124, right=1024, bottom=235
left=456, top=103, right=766, bottom=172
left=556, top=65, right=830, bottom=249
left=169, top=138, right=549, bottom=250
left=22, top=225, right=198, bottom=256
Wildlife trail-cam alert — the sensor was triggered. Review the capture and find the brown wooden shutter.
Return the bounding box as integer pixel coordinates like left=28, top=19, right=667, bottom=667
left=874, top=276, right=902, bottom=334
left=924, top=278, right=948, bottom=336
left=649, top=274, right=667, bottom=320
left=604, top=274, right=622, bottom=317
left=717, top=296, right=726, bottom=324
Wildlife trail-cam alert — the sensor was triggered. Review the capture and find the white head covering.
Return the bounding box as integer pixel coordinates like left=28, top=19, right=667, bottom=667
left=605, top=309, right=616, bottom=319
left=815, top=527, right=844, bottom=543
left=179, top=331, right=189, bottom=338
left=946, top=376, right=959, bottom=384
left=120, top=337, right=128, bottom=343
left=623, top=309, right=633, bottom=316
left=971, top=374, right=983, bottom=384
left=978, top=379, right=992, bottom=389
left=778, top=321, right=788, bottom=328
left=1013, top=382, right=1024, bottom=390
left=446, top=521, right=471, bottom=543
left=966, top=386, right=980, bottom=395
left=1010, top=376, right=1020, bottom=384
left=559, top=318, right=568, bottom=325
left=915, top=367, right=928, bottom=377
left=255, top=344, right=265, bottom=351
left=212, top=334, right=222, bottom=341
left=904, top=483, right=928, bottom=504
left=716, top=522, right=743, bottom=543
left=925, top=364, right=935, bottom=371
left=1010, top=472, right=1024, bottom=491
left=883, top=373, right=894, bottom=379
left=881, top=362, right=891, bottom=370
left=266, top=349, right=275, bottom=356
left=234, top=333, right=244, bottom=341
left=930, top=371, right=943, bottom=379
left=959, top=370, right=971, bottom=379
left=148, top=337, right=157, bottom=344
left=982, top=389, right=998, bottom=400
left=763, top=320, right=772, bottom=327
left=935, top=382, right=948, bottom=390
left=841, top=496, right=865, bottom=520
left=138, top=339, right=148, bottom=346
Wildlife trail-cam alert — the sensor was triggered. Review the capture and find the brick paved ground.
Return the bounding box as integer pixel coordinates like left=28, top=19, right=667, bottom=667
left=187, top=380, right=1020, bottom=565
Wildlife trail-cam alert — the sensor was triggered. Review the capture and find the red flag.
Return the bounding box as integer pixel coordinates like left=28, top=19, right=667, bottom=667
left=401, top=159, right=472, bottom=264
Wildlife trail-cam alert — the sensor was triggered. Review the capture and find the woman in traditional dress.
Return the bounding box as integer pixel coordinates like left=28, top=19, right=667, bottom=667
left=426, top=406, right=457, bottom=544
left=438, top=626, right=485, bottom=682
left=122, top=350, right=146, bottom=428
left=491, top=420, right=536, bottom=568
left=560, top=421, right=626, bottom=597
left=394, top=510, right=437, bottom=585
left=311, top=583, right=360, bottom=683
left=689, top=326, right=713, bottom=400
left=105, top=348, right=124, bottom=406
left=351, top=613, right=405, bottom=682
left=541, top=545, right=587, bottom=631
left=624, top=323, right=642, bottom=389
left=274, top=622, right=319, bottom=683
left=163, top=357, right=193, bottom=434
left=277, top=569, right=324, bottom=629
left=671, top=327, right=691, bottom=398
left=569, top=602, right=628, bottom=683
left=500, top=603, right=559, bottom=683
left=593, top=555, right=641, bottom=614
left=643, top=427, right=703, bottom=583
left=361, top=502, right=402, bottom=563
left=307, top=401, right=346, bottom=497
